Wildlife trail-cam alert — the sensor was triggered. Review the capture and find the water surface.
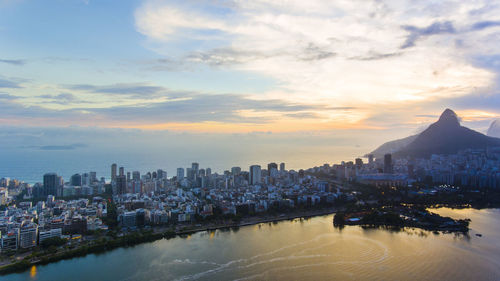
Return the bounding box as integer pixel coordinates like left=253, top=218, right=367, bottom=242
left=4, top=208, right=500, bottom=281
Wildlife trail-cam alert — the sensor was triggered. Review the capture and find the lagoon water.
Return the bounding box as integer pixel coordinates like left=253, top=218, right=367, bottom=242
left=3, top=208, right=500, bottom=281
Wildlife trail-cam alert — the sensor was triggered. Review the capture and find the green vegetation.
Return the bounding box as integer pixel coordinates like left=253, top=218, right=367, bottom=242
left=0, top=229, right=178, bottom=275
left=40, top=237, right=67, bottom=249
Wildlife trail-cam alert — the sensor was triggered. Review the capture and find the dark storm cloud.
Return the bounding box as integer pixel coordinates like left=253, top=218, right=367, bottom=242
left=401, top=21, right=456, bottom=49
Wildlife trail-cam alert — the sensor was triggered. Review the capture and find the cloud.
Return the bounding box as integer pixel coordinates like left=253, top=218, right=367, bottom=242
left=0, top=93, right=18, bottom=100
left=401, top=21, right=456, bottom=49
left=36, top=93, right=91, bottom=105
left=0, top=59, right=25, bottom=65
left=134, top=0, right=494, bottom=105
left=470, top=21, right=500, bottom=31
left=66, top=83, right=168, bottom=98
left=38, top=143, right=87, bottom=150
left=0, top=77, right=22, bottom=88
left=90, top=93, right=326, bottom=124
left=0, top=80, right=335, bottom=127
left=415, top=114, right=439, bottom=118
left=349, top=52, right=402, bottom=61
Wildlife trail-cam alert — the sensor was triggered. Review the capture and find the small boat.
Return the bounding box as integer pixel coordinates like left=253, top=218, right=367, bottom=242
left=475, top=233, right=482, bottom=237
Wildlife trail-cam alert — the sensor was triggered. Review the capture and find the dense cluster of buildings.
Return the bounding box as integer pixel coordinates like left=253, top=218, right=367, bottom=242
left=1, top=147, right=499, bottom=252
left=327, top=148, right=500, bottom=189
left=0, top=195, right=108, bottom=252
left=0, top=161, right=345, bottom=252
left=110, top=162, right=342, bottom=229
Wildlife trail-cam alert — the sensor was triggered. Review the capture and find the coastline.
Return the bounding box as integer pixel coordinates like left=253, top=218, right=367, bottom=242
left=0, top=208, right=338, bottom=275
left=0, top=205, right=484, bottom=276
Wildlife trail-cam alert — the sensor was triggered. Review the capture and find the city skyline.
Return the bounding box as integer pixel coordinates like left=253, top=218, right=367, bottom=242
left=2, top=1, right=500, bottom=280
left=1, top=1, right=499, bottom=144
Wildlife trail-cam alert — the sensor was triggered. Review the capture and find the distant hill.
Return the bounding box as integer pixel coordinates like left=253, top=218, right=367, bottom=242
left=370, top=109, right=500, bottom=159
left=487, top=119, right=500, bottom=138
left=369, top=134, right=418, bottom=158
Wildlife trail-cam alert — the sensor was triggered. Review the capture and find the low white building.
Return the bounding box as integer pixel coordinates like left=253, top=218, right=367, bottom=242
left=39, top=228, right=62, bottom=244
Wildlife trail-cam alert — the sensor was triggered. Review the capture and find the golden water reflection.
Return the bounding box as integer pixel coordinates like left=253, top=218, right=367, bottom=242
left=29, top=265, right=36, bottom=279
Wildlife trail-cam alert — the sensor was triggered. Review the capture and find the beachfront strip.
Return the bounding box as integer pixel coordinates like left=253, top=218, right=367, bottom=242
left=1, top=147, right=500, bottom=254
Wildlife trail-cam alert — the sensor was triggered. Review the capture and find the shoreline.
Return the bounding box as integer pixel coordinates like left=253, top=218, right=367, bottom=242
left=0, top=208, right=338, bottom=275
left=0, top=205, right=487, bottom=276
left=174, top=209, right=338, bottom=235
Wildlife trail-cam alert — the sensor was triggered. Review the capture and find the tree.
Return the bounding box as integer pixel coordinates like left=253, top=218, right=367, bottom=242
left=40, top=237, right=67, bottom=248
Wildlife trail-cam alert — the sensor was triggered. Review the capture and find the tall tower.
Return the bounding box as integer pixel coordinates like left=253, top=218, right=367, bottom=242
left=191, top=163, right=199, bottom=179
left=384, top=154, right=393, bottom=174
left=111, top=163, right=117, bottom=181
left=267, top=163, right=278, bottom=172
left=279, top=162, right=285, bottom=172
left=231, top=167, right=241, bottom=175
left=70, top=173, right=82, bottom=186
left=116, top=175, right=127, bottom=195
left=119, top=166, right=124, bottom=177
left=43, top=173, right=59, bottom=197
left=132, top=171, right=140, bottom=181
left=249, top=165, right=262, bottom=185
left=176, top=168, right=185, bottom=180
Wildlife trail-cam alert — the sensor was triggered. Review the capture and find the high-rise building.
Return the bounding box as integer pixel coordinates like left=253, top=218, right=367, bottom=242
left=368, top=154, right=374, bottom=165
left=191, top=163, right=199, bottom=179
left=231, top=167, right=241, bottom=175
left=127, top=172, right=131, bottom=182
left=279, top=162, right=285, bottom=172
left=176, top=168, right=185, bottom=180
left=43, top=173, right=59, bottom=197
left=111, top=163, right=117, bottom=181
left=186, top=168, right=193, bottom=180
left=82, top=173, right=90, bottom=186
left=249, top=165, right=262, bottom=185
left=355, top=158, right=363, bottom=168
left=70, top=174, right=82, bottom=186
left=116, top=175, right=127, bottom=195
left=408, top=163, right=415, bottom=179
left=384, top=154, right=393, bottom=174
left=119, top=166, right=125, bottom=177
left=19, top=223, right=38, bottom=249
left=157, top=169, right=166, bottom=180
left=89, top=171, right=97, bottom=183
left=267, top=163, right=278, bottom=173
left=132, top=171, right=141, bottom=181
left=206, top=168, right=211, bottom=176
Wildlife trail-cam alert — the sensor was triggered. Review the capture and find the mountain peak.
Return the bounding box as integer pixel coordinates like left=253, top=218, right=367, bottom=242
left=437, top=108, right=460, bottom=127
left=390, top=108, right=500, bottom=158
left=487, top=119, right=500, bottom=138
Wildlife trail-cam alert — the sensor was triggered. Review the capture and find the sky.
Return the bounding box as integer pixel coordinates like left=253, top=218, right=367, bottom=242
left=1, top=0, right=500, bottom=178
